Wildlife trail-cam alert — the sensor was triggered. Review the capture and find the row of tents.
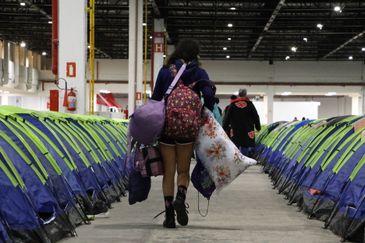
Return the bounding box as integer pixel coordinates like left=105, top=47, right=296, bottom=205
left=255, top=116, right=365, bottom=242
left=0, top=106, right=129, bottom=243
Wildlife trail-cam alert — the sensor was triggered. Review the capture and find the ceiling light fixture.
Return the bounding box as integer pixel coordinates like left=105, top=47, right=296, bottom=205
left=285, top=56, right=290, bottom=60
left=48, top=21, right=52, bottom=24
left=361, top=47, right=365, bottom=51
left=227, top=23, right=233, bottom=27
left=317, top=23, right=323, bottom=30
left=163, top=54, right=166, bottom=58
left=291, top=46, right=297, bottom=52
left=226, top=55, right=230, bottom=59
left=230, top=7, right=236, bottom=10
left=42, top=51, right=47, bottom=56
left=303, top=37, right=308, bottom=42
left=223, top=47, right=227, bottom=51
left=99, top=89, right=111, bottom=94
left=325, top=92, right=337, bottom=96
left=334, top=6, right=342, bottom=12
left=348, top=56, right=353, bottom=60
left=20, top=41, right=26, bottom=48
left=281, top=92, right=292, bottom=96
left=227, top=37, right=231, bottom=41
left=149, top=36, right=152, bottom=39
left=142, top=23, right=147, bottom=26
left=20, top=2, right=26, bottom=6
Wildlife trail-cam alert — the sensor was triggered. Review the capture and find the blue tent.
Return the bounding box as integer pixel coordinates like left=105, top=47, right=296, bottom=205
left=303, top=132, right=363, bottom=220
left=324, top=156, right=365, bottom=241
left=0, top=149, right=49, bottom=242
left=0, top=130, right=75, bottom=242
left=0, top=117, right=87, bottom=226
left=40, top=118, right=111, bottom=213
left=65, top=119, right=123, bottom=203
left=256, top=115, right=365, bottom=242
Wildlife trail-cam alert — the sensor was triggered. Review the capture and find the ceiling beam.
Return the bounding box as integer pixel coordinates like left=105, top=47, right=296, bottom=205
left=17, top=0, right=51, bottom=20
left=157, top=6, right=365, bottom=12
left=248, top=0, right=286, bottom=57
left=150, top=0, right=161, bottom=17
left=322, top=30, right=365, bottom=59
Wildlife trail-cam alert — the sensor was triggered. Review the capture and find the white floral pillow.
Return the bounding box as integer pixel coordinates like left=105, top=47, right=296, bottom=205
left=195, top=108, right=257, bottom=191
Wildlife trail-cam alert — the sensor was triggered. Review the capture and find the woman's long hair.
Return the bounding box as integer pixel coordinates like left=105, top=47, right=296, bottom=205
left=166, top=39, right=200, bottom=66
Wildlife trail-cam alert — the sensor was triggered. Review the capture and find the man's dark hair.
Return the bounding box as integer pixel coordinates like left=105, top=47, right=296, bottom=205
left=167, top=39, right=200, bottom=65
left=238, top=89, right=247, bottom=97
left=230, top=95, right=237, bottom=100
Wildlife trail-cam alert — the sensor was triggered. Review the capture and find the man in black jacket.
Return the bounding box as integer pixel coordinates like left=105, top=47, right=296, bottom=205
left=223, top=89, right=261, bottom=158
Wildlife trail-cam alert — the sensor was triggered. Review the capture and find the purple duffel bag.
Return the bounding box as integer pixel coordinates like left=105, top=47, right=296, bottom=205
left=128, top=64, right=186, bottom=145
left=129, top=99, right=165, bottom=145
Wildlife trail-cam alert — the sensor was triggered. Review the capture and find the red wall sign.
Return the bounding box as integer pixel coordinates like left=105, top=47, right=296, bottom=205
left=66, top=62, right=76, bottom=77
left=154, top=43, right=164, bottom=53
left=49, top=89, right=59, bottom=111
left=136, top=92, right=142, bottom=100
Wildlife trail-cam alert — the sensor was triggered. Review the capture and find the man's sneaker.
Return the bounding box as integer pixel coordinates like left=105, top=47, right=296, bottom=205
left=173, top=197, right=189, bottom=226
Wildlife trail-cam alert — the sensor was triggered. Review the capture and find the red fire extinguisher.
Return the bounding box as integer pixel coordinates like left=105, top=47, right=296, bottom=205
left=67, top=88, right=77, bottom=111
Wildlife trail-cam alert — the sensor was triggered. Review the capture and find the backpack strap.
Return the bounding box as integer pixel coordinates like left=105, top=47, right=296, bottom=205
left=165, top=64, right=186, bottom=96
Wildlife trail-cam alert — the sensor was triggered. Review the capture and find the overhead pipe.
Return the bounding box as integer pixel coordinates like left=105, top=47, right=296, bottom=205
left=51, top=0, right=58, bottom=77
left=322, top=31, right=365, bottom=59
left=248, top=0, right=285, bottom=57
left=17, top=0, right=51, bottom=18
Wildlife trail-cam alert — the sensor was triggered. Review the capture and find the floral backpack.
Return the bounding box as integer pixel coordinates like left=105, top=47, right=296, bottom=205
left=164, top=77, right=203, bottom=140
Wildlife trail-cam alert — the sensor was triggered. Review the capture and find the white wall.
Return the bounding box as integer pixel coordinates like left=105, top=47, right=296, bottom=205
left=317, top=96, right=352, bottom=119
left=40, top=59, right=365, bottom=84
left=0, top=94, right=46, bottom=110
left=217, top=96, right=352, bottom=125
left=202, top=60, right=364, bottom=83
left=253, top=101, right=320, bottom=123
left=40, top=59, right=364, bottom=100
left=21, top=95, right=47, bottom=110
left=39, top=59, right=364, bottom=119
left=96, top=59, right=129, bottom=81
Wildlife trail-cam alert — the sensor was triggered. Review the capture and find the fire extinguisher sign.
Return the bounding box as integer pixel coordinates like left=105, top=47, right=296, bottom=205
left=66, top=62, right=76, bottom=77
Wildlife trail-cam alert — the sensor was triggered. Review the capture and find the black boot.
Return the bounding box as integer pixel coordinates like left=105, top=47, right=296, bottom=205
left=173, top=188, right=189, bottom=226
left=163, top=206, right=176, bottom=228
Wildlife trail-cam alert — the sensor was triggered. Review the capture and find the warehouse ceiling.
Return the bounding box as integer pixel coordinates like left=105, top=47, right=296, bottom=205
left=0, top=0, right=364, bottom=61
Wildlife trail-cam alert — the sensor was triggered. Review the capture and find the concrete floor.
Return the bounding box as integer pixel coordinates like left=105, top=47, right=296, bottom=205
left=61, top=165, right=341, bottom=243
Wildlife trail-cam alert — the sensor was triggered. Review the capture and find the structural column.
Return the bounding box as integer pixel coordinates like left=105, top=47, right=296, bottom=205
left=351, top=94, right=362, bottom=115
left=135, top=0, right=143, bottom=107
left=361, top=87, right=365, bottom=115
left=152, top=19, right=165, bottom=87
left=0, top=43, right=8, bottom=105
left=2, top=41, right=9, bottom=86
left=58, top=0, right=87, bottom=114
left=128, top=0, right=143, bottom=114
left=263, top=87, right=274, bottom=124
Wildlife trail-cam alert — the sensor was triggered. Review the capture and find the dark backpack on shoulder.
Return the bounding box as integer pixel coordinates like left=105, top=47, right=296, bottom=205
left=164, top=81, right=203, bottom=140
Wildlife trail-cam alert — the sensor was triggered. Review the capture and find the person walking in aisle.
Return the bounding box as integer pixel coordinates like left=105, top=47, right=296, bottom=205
left=223, top=88, right=261, bottom=158
left=223, top=95, right=237, bottom=115
left=151, top=39, right=216, bottom=228
left=222, top=95, right=238, bottom=144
